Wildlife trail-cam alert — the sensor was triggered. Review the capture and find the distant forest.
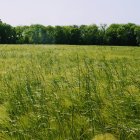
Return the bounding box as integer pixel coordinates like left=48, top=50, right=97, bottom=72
left=0, top=20, right=140, bottom=46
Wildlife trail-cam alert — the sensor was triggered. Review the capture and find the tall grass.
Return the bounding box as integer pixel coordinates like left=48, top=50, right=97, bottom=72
left=0, top=45, right=140, bottom=140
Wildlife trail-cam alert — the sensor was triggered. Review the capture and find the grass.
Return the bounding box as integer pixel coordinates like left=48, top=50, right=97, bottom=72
left=0, top=45, right=140, bottom=140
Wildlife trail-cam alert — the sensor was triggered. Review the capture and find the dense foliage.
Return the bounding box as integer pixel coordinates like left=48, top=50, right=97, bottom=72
left=0, top=20, right=140, bottom=45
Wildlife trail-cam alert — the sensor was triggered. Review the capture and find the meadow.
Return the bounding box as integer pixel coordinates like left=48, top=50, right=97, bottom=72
left=0, top=45, right=140, bottom=140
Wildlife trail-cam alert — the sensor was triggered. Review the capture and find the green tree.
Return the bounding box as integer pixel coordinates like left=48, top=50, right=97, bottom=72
left=98, top=24, right=107, bottom=45
left=46, top=26, right=55, bottom=44
left=22, top=25, right=47, bottom=44
left=55, top=26, right=68, bottom=44
left=106, top=24, right=120, bottom=45
left=80, top=24, right=99, bottom=45
left=0, top=22, right=16, bottom=44
left=117, top=23, right=137, bottom=46
left=135, top=26, right=140, bottom=46
left=15, top=26, right=29, bottom=44
left=68, top=25, right=81, bottom=45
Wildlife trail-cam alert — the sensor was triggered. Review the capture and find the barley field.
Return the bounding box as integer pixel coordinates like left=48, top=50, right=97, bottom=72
left=0, top=45, right=140, bottom=140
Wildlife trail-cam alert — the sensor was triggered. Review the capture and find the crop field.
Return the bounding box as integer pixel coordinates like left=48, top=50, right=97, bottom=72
left=0, top=45, right=140, bottom=140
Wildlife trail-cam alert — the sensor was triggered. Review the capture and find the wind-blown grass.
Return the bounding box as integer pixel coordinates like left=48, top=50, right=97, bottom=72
left=0, top=45, right=140, bottom=140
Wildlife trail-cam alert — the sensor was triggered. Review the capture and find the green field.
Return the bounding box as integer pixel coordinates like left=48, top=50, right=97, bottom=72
left=0, top=45, right=140, bottom=140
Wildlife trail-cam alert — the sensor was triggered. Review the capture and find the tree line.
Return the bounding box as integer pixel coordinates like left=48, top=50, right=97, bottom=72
left=0, top=20, right=140, bottom=46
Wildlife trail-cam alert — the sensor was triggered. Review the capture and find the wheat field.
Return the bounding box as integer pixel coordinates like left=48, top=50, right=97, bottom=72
left=0, top=45, right=140, bottom=140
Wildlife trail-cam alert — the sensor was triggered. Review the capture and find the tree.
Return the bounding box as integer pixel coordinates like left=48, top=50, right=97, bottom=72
left=117, top=23, right=137, bottom=46
left=0, top=21, right=140, bottom=46
left=15, top=26, right=29, bottom=44
left=22, top=25, right=47, bottom=44
left=135, top=26, right=140, bottom=46
left=106, top=24, right=120, bottom=45
left=54, top=26, right=68, bottom=44
left=106, top=23, right=137, bottom=46
left=46, top=26, right=55, bottom=44
left=0, top=22, right=16, bottom=44
left=98, top=24, right=107, bottom=45
left=68, top=25, right=81, bottom=45
left=80, top=24, right=99, bottom=45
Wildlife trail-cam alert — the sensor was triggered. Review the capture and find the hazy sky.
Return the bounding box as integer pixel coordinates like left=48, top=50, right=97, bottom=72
left=0, top=0, right=140, bottom=26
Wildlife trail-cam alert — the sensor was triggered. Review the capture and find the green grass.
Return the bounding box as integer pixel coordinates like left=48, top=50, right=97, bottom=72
left=0, top=45, right=140, bottom=140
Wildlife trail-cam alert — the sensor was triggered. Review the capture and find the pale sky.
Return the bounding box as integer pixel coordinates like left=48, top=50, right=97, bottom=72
left=0, top=0, right=140, bottom=26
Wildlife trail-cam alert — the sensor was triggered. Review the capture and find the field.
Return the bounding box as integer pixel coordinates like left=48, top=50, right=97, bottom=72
left=0, top=45, right=140, bottom=140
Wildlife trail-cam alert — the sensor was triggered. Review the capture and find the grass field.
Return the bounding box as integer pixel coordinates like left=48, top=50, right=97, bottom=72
left=0, top=45, right=140, bottom=140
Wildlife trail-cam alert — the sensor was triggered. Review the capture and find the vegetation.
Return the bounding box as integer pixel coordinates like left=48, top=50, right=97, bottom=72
left=0, top=45, right=140, bottom=140
left=0, top=20, right=140, bottom=46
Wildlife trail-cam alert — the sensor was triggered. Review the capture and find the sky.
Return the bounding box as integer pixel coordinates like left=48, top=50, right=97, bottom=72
left=0, top=0, right=140, bottom=26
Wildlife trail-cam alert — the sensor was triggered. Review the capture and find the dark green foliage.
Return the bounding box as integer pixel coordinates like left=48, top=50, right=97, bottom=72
left=15, top=26, right=29, bottom=44
left=22, top=25, right=47, bottom=44
left=135, top=26, right=140, bottom=46
left=68, top=25, right=81, bottom=45
left=80, top=24, right=99, bottom=45
left=117, top=23, right=137, bottom=46
left=106, top=24, right=120, bottom=45
left=46, top=26, right=55, bottom=44
left=55, top=26, right=68, bottom=44
left=0, top=20, right=140, bottom=45
left=0, top=22, right=16, bottom=44
left=106, top=23, right=137, bottom=46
